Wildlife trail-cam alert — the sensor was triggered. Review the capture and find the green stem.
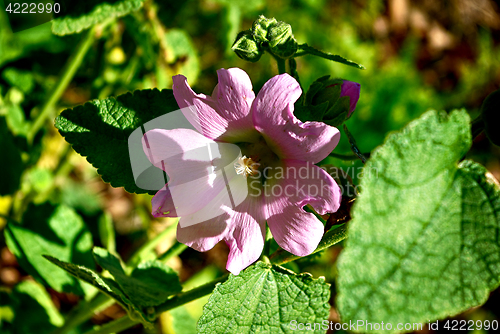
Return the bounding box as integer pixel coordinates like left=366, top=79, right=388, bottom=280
left=273, top=55, right=286, bottom=75
left=27, top=26, right=97, bottom=145
left=83, top=274, right=230, bottom=334
left=127, top=219, right=178, bottom=266
left=329, top=152, right=364, bottom=161
left=157, top=241, right=188, bottom=263
left=261, top=225, right=272, bottom=263
left=51, top=294, right=114, bottom=334
left=269, top=224, right=348, bottom=265
left=343, top=124, right=368, bottom=163
left=471, top=114, right=484, bottom=139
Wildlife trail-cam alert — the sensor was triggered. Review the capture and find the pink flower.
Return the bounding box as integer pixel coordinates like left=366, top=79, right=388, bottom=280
left=142, top=68, right=342, bottom=274
left=340, top=80, right=361, bottom=118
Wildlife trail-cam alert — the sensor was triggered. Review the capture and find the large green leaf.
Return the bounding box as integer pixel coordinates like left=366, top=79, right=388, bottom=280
left=198, top=262, right=330, bottom=334
left=93, top=247, right=182, bottom=307
left=4, top=203, right=94, bottom=295
left=51, top=0, right=144, bottom=36
left=43, top=248, right=182, bottom=325
left=43, top=255, right=151, bottom=324
left=337, top=110, right=500, bottom=332
left=55, top=89, right=179, bottom=194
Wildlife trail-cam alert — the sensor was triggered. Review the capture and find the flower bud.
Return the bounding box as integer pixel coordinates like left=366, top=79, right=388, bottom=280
left=267, top=21, right=298, bottom=59
left=252, top=16, right=277, bottom=43
left=481, top=89, right=500, bottom=146
left=232, top=30, right=263, bottom=63
left=305, top=76, right=361, bottom=127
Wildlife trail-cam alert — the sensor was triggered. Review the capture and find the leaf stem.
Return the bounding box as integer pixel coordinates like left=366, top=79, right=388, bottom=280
left=127, top=219, right=179, bottom=266
left=273, top=55, right=286, bottom=74
left=27, top=26, right=97, bottom=145
left=343, top=124, right=368, bottom=163
left=329, top=152, right=367, bottom=161
left=157, top=241, right=188, bottom=263
left=269, top=224, right=348, bottom=265
left=82, top=273, right=230, bottom=334
left=51, top=294, right=114, bottom=334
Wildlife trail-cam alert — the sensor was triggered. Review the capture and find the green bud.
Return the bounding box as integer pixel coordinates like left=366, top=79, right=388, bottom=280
left=231, top=30, right=263, bottom=62
left=252, top=15, right=277, bottom=43
left=267, top=21, right=298, bottom=59
left=481, top=89, right=500, bottom=146
left=295, top=76, right=361, bottom=127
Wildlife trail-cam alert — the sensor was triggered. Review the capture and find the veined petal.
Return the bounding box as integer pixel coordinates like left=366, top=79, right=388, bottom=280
left=252, top=73, right=340, bottom=163
left=177, top=186, right=266, bottom=275
left=264, top=159, right=341, bottom=256
left=173, top=69, right=259, bottom=142
left=143, top=128, right=242, bottom=217
left=224, top=195, right=266, bottom=275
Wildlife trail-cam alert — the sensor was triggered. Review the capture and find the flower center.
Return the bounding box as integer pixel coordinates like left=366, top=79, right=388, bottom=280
left=235, top=136, right=280, bottom=182
left=234, top=156, right=260, bottom=177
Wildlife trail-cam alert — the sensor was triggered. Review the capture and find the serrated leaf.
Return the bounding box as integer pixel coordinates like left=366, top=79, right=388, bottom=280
left=299, top=44, right=365, bottom=70
left=337, top=109, right=500, bottom=332
left=4, top=203, right=94, bottom=295
left=55, top=89, right=179, bottom=194
left=0, top=117, right=23, bottom=195
left=198, top=262, right=330, bottom=334
left=43, top=255, right=151, bottom=324
left=51, top=0, right=144, bottom=36
left=93, top=247, right=182, bottom=307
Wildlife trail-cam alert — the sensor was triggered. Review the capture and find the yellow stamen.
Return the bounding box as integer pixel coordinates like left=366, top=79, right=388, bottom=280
left=234, top=156, right=260, bottom=177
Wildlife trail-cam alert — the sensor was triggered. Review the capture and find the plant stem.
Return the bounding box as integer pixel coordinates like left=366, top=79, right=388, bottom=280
left=51, top=294, right=114, bottom=334
left=269, top=224, right=348, bottom=265
left=157, top=241, right=188, bottom=263
left=329, top=152, right=364, bottom=161
left=83, top=274, right=230, bottom=334
left=343, top=124, right=368, bottom=163
left=27, top=26, right=97, bottom=145
left=272, top=55, right=286, bottom=74
left=127, top=219, right=178, bottom=266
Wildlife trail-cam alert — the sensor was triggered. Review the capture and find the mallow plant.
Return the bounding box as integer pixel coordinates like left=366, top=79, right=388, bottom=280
left=3, top=9, right=500, bottom=334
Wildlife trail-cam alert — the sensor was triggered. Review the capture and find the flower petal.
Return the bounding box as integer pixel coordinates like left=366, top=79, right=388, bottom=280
left=177, top=188, right=266, bottom=275
left=252, top=73, right=340, bottom=163
left=173, top=69, right=259, bottom=142
left=143, top=128, right=242, bottom=217
left=265, top=160, right=341, bottom=256
left=224, top=195, right=266, bottom=274
left=341, top=80, right=361, bottom=117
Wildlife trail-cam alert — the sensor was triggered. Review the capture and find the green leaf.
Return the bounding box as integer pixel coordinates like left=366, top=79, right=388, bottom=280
left=0, top=117, right=23, bottom=195
left=3, top=280, right=64, bottom=334
left=1, top=67, right=35, bottom=94
left=42, top=255, right=152, bottom=325
left=170, top=306, right=198, bottom=334
left=4, top=203, right=94, bottom=295
left=55, top=89, right=179, bottom=194
left=51, top=0, right=144, bottom=36
left=43, top=248, right=182, bottom=326
left=198, top=262, right=330, bottom=333
left=298, top=44, right=365, bottom=69
left=337, top=110, right=500, bottom=331
left=93, top=247, right=182, bottom=307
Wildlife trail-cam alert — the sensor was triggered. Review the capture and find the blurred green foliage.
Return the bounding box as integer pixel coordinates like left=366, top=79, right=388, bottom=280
left=1, top=0, right=499, bottom=333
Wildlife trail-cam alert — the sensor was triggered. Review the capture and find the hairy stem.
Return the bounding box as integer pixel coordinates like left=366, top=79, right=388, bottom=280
left=82, top=274, right=230, bottom=334
left=269, top=224, right=348, bottom=265
left=27, top=26, right=97, bottom=145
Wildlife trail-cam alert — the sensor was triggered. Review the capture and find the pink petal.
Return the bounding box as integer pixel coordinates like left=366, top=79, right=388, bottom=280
left=264, top=160, right=341, bottom=256
left=143, top=128, right=241, bottom=217
left=177, top=193, right=266, bottom=275
left=341, top=80, right=361, bottom=118
left=252, top=74, right=340, bottom=164
left=224, top=195, right=266, bottom=274
left=172, top=68, right=259, bottom=142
